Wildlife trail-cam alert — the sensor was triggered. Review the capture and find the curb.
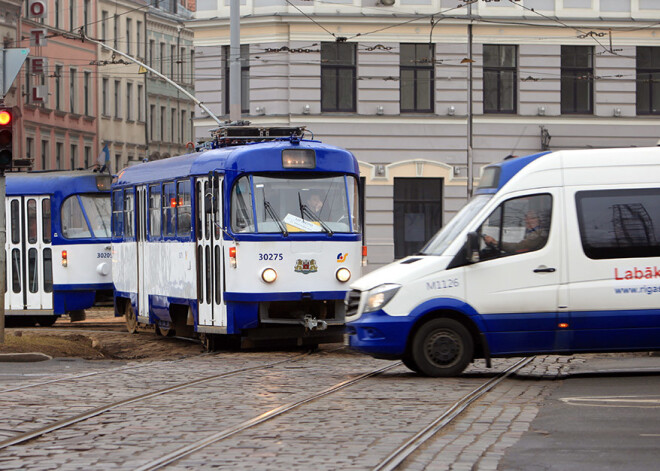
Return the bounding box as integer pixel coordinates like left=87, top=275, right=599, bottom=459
left=0, top=352, right=52, bottom=362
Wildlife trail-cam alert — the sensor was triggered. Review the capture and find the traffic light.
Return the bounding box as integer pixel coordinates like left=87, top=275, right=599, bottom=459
left=0, top=108, right=13, bottom=170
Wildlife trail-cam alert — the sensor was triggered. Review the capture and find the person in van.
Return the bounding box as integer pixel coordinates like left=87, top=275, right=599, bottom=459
left=483, top=210, right=548, bottom=253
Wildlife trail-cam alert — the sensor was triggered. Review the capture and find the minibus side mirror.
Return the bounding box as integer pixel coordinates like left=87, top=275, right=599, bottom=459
left=466, top=232, right=480, bottom=263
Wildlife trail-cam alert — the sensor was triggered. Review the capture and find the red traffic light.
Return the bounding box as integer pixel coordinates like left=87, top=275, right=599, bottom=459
left=0, top=110, right=11, bottom=126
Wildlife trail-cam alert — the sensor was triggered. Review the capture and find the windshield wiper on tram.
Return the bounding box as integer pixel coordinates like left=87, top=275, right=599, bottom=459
left=297, top=193, right=333, bottom=236
left=263, top=200, right=288, bottom=237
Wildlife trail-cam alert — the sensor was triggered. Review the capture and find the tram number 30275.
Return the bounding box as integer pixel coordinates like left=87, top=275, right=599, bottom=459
left=258, top=253, right=284, bottom=261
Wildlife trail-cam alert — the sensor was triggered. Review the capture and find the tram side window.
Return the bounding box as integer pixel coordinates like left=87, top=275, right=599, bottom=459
left=80, top=195, right=111, bottom=238
left=27, top=199, right=37, bottom=243
left=42, top=199, right=51, bottom=243
left=43, top=248, right=53, bottom=293
left=149, top=184, right=161, bottom=238
left=28, top=248, right=38, bottom=293
left=124, top=191, right=135, bottom=238
left=10, top=200, right=19, bottom=244
left=576, top=188, right=660, bottom=259
left=196, top=182, right=202, bottom=240
left=231, top=176, right=254, bottom=232
left=62, top=196, right=92, bottom=239
left=177, top=180, right=192, bottom=236
left=112, top=190, right=123, bottom=237
left=348, top=176, right=361, bottom=233
left=11, top=249, right=21, bottom=293
left=163, top=182, right=176, bottom=237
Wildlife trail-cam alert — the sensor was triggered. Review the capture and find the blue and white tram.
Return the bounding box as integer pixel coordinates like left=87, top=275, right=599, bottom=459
left=5, top=171, right=113, bottom=326
left=112, top=128, right=363, bottom=348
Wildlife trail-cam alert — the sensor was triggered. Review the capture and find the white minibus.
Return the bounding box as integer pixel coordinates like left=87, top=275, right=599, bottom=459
left=346, top=147, right=660, bottom=376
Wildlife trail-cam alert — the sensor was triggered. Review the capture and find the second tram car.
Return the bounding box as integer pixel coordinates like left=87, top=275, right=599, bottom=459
left=5, top=170, right=113, bottom=326
left=112, top=127, right=363, bottom=348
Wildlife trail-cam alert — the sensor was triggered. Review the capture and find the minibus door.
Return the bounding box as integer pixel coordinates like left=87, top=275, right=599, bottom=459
left=5, top=196, right=53, bottom=314
left=136, top=186, right=148, bottom=320
left=465, top=191, right=562, bottom=355
left=197, top=176, right=226, bottom=328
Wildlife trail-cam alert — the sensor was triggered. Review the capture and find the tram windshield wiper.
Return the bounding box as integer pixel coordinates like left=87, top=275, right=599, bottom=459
left=300, top=204, right=333, bottom=236
left=263, top=199, right=288, bottom=237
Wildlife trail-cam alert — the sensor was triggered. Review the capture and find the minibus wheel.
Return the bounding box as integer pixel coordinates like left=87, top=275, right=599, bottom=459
left=124, top=304, right=138, bottom=334
left=410, top=318, right=473, bottom=377
left=402, top=354, right=421, bottom=373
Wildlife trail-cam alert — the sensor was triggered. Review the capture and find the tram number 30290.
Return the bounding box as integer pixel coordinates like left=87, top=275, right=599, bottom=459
left=259, top=253, right=284, bottom=261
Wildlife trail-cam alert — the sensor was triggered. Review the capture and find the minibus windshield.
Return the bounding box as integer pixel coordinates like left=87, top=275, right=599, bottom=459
left=420, top=194, right=492, bottom=255
left=231, top=175, right=360, bottom=234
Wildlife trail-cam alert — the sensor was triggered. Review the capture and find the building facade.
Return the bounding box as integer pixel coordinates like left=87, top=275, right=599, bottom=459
left=145, top=2, right=196, bottom=161
left=97, top=0, right=148, bottom=172
left=189, top=0, right=660, bottom=271
left=1, top=0, right=23, bottom=108
left=17, top=0, right=99, bottom=171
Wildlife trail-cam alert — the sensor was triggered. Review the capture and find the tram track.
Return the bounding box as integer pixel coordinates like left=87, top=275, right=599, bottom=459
left=373, top=357, right=535, bottom=471
left=135, top=362, right=402, bottom=471
left=0, top=352, right=313, bottom=451
left=1, top=354, right=540, bottom=470
left=0, top=355, right=210, bottom=394
left=135, top=357, right=535, bottom=470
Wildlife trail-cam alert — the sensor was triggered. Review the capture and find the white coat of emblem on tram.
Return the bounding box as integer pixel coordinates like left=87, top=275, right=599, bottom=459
left=295, top=259, right=318, bottom=274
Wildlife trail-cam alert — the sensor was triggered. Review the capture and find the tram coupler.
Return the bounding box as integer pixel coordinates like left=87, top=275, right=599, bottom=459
left=302, top=315, right=327, bottom=331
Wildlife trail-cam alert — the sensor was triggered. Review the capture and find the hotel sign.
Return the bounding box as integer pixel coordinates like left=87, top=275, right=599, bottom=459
left=27, top=0, right=49, bottom=104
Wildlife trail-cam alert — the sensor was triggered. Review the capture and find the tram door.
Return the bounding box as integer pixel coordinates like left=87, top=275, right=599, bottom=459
left=136, top=186, right=148, bottom=319
left=5, top=196, right=53, bottom=312
left=196, top=176, right=226, bottom=327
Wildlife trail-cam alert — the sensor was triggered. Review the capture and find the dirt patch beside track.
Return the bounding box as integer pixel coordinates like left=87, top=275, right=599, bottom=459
left=1, top=308, right=205, bottom=360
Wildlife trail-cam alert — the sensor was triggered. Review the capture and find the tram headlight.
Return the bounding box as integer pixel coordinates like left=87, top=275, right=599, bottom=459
left=61, top=250, right=68, bottom=267
left=363, top=284, right=401, bottom=313
left=261, top=268, right=277, bottom=283
left=336, top=267, right=351, bottom=283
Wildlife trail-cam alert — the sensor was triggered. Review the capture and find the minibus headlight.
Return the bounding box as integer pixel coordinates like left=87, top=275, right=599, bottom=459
left=364, top=284, right=401, bottom=313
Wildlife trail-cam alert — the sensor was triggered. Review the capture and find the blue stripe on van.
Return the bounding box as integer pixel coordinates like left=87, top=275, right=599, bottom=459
left=348, top=304, right=660, bottom=358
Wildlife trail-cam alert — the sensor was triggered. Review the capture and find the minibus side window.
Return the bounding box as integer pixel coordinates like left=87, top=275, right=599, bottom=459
left=576, top=188, right=660, bottom=259
left=478, top=194, right=552, bottom=260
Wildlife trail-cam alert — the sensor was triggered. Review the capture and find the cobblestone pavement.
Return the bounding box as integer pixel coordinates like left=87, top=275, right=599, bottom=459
left=0, top=350, right=584, bottom=470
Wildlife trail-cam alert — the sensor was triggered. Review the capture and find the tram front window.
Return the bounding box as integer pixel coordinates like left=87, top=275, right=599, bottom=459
left=231, top=175, right=360, bottom=234
left=61, top=194, right=111, bottom=239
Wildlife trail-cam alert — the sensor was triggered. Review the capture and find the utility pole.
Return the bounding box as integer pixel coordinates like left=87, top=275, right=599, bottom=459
left=229, top=0, right=241, bottom=122
left=0, top=168, right=4, bottom=344
left=466, top=1, right=474, bottom=199
left=0, top=47, right=29, bottom=344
